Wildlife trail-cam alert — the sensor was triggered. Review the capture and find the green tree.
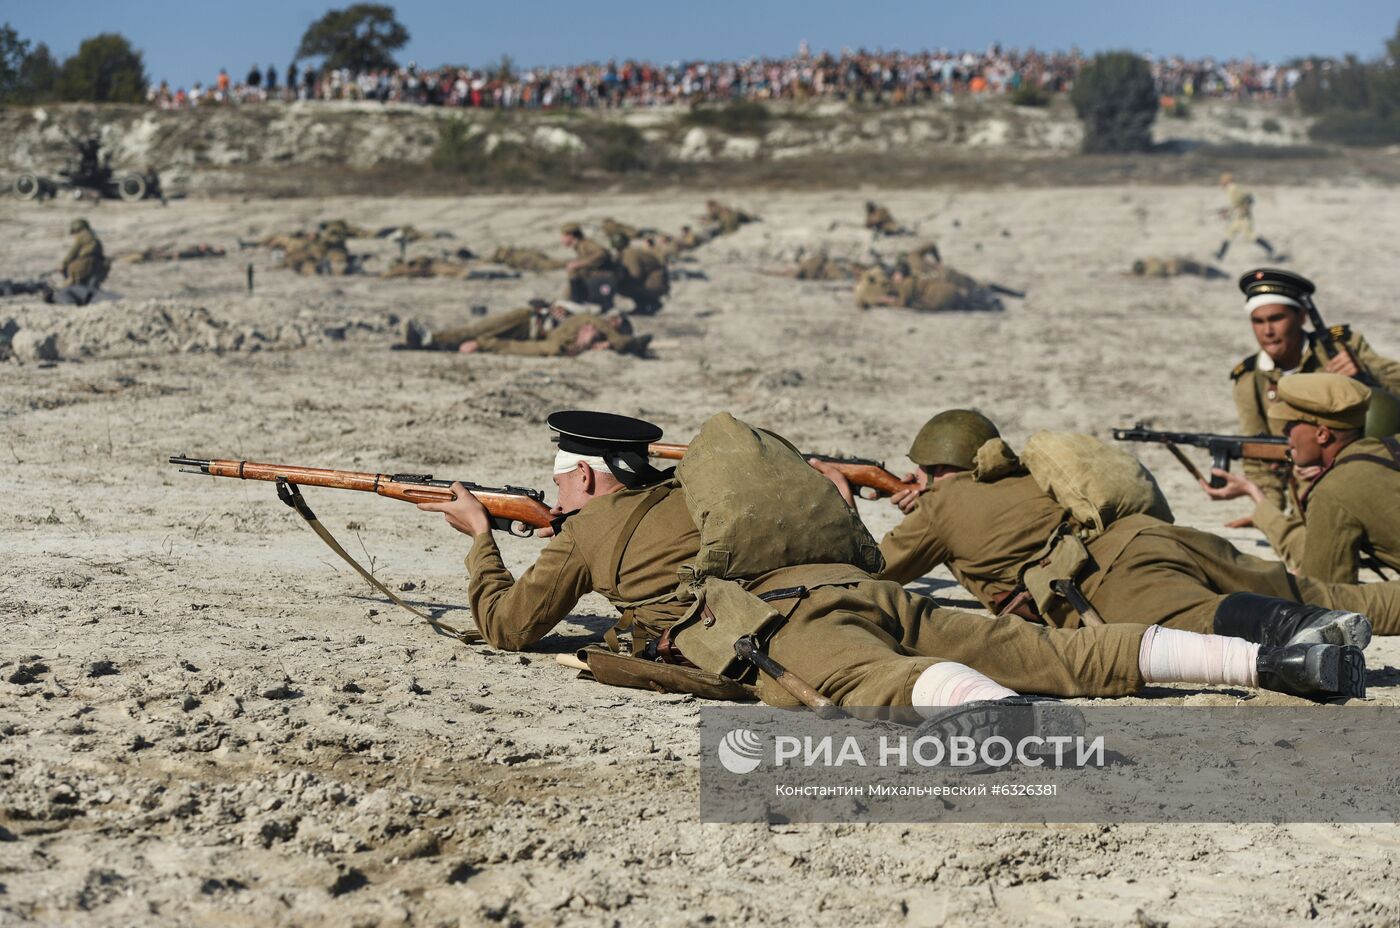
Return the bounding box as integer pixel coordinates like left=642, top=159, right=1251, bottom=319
left=56, top=33, right=147, bottom=102
left=19, top=43, right=60, bottom=101
left=296, top=4, right=409, bottom=72
left=0, top=23, right=28, bottom=99
left=1070, top=51, right=1159, bottom=153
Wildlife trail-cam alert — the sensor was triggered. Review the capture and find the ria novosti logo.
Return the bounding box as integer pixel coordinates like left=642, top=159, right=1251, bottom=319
left=717, top=729, right=765, bottom=774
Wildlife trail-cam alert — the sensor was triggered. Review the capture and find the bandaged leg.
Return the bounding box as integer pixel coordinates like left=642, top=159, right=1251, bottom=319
left=912, top=662, right=1018, bottom=715
left=1138, top=625, right=1259, bottom=687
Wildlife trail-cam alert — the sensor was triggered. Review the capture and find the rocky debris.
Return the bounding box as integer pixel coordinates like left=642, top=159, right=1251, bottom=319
left=0, top=302, right=398, bottom=363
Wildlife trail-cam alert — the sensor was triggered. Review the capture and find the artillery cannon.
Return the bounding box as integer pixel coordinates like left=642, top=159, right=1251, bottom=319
left=12, top=130, right=163, bottom=203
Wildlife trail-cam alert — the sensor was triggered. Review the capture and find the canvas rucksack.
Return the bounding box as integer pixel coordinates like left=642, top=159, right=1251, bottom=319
left=669, top=412, right=883, bottom=678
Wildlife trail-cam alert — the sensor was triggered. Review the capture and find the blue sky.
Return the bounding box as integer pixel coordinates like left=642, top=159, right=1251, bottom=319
left=4, top=1, right=1397, bottom=88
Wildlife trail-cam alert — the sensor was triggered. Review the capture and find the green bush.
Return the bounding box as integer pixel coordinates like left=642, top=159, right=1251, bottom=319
left=429, top=118, right=659, bottom=185
left=1009, top=84, right=1050, bottom=107
left=1070, top=52, right=1159, bottom=153
left=1308, top=109, right=1400, bottom=146
left=1261, top=117, right=1282, bottom=133
left=682, top=100, right=771, bottom=135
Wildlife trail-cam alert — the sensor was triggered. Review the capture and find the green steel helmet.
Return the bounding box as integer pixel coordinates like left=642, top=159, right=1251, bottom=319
left=610, top=231, right=630, bottom=250
left=908, top=409, right=1000, bottom=469
left=69, top=218, right=90, bottom=234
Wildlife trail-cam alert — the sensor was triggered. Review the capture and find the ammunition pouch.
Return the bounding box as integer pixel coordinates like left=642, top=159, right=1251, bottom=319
left=671, top=578, right=790, bottom=680
left=1018, top=524, right=1093, bottom=621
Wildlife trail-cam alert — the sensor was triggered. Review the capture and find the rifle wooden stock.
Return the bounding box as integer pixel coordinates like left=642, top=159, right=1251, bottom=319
left=648, top=442, right=915, bottom=499
left=1237, top=441, right=1291, bottom=463
left=173, top=458, right=555, bottom=536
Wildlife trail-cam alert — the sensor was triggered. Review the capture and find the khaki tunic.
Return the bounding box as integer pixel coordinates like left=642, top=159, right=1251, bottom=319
left=568, top=238, right=612, bottom=276
left=1134, top=257, right=1217, bottom=278
left=490, top=246, right=566, bottom=272
left=466, top=482, right=1151, bottom=706
left=877, top=470, right=1400, bottom=634
left=1250, top=437, right=1400, bottom=583
left=795, top=255, right=859, bottom=281
left=1223, top=183, right=1255, bottom=240
left=853, top=269, right=892, bottom=309
left=1232, top=329, right=1400, bottom=508
left=477, top=312, right=642, bottom=357
left=865, top=206, right=898, bottom=234
left=62, top=230, right=106, bottom=287
left=601, top=218, right=642, bottom=241
left=617, top=246, right=669, bottom=305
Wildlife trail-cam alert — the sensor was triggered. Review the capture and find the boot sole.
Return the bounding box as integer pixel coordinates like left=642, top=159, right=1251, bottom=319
left=1310, top=645, right=1367, bottom=700
left=1289, top=612, right=1373, bottom=651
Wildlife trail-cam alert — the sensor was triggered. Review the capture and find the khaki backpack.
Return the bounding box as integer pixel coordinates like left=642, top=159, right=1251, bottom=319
left=975, top=431, right=1173, bottom=534
left=670, top=412, right=883, bottom=678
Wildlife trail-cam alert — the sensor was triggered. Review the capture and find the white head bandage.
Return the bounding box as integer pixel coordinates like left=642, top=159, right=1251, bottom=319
left=1246, top=293, right=1301, bottom=314
left=553, top=450, right=613, bottom=476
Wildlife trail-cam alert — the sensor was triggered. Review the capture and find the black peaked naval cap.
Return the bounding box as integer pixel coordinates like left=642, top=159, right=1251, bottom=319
left=1239, top=267, right=1316, bottom=300
left=547, top=410, right=663, bottom=455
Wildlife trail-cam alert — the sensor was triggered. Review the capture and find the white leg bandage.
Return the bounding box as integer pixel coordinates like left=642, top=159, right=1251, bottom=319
left=1138, top=626, right=1259, bottom=687
left=911, top=662, right=1018, bottom=716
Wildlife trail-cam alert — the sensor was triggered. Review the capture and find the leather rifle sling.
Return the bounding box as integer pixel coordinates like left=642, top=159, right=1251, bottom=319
left=275, top=478, right=482, bottom=644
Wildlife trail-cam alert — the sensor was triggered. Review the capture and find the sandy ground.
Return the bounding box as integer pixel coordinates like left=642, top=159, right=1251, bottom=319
left=3, top=184, right=1400, bottom=926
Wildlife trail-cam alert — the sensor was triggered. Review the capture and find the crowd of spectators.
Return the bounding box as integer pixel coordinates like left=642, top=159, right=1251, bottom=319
left=147, top=44, right=1304, bottom=110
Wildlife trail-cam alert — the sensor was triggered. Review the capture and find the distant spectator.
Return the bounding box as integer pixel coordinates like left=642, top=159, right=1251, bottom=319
left=266, top=64, right=278, bottom=91
left=247, top=65, right=262, bottom=88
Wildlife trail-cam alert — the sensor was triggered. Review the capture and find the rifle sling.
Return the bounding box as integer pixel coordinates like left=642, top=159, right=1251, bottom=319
left=274, top=478, right=482, bottom=645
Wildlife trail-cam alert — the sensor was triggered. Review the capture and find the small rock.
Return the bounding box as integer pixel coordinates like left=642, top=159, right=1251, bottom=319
left=6, top=661, right=48, bottom=685
left=261, top=679, right=297, bottom=700
left=328, top=867, right=368, bottom=897
left=86, top=660, right=119, bottom=678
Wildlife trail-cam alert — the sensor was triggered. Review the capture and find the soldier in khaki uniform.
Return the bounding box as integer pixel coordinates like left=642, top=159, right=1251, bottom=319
left=783, top=252, right=864, bottom=281
left=1130, top=256, right=1227, bottom=279
left=381, top=256, right=474, bottom=279
left=845, top=409, right=1400, bottom=639
left=704, top=200, right=756, bottom=235
left=890, top=264, right=1004, bottom=312
left=611, top=232, right=669, bottom=314
left=400, top=302, right=648, bottom=357
left=1231, top=269, right=1400, bottom=511
left=1215, top=173, right=1275, bottom=260
left=561, top=223, right=618, bottom=307
left=1204, top=374, right=1400, bottom=583
left=490, top=246, right=566, bottom=272
left=901, top=241, right=942, bottom=276
left=600, top=218, right=645, bottom=242
left=864, top=201, right=904, bottom=236
left=61, top=219, right=108, bottom=288
left=415, top=412, right=1364, bottom=706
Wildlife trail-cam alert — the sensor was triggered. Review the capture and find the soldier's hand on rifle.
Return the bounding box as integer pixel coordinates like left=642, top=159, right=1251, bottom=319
left=807, top=458, right=855, bottom=507
left=1323, top=352, right=1360, bottom=378
left=417, top=481, right=492, bottom=537
left=1200, top=468, right=1264, bottom=504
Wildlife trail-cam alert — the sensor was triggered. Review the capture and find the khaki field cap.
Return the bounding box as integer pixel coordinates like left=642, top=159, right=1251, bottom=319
left=1268, top=373, right=1371, bottom=430
left=909, top=409, right=1000, bottom=469
left=561, top=222, right=583, bottom=237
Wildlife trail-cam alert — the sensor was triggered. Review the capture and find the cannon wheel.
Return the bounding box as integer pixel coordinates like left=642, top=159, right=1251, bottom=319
left=118, top=174, right=147, bottom=201
left=13, top=173, right=44, bottom=200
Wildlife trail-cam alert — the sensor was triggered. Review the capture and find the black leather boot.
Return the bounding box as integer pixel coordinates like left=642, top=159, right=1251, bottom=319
left=1212, top=592, right=1372, bottom=649
left=1256, top=236, right=1276, bottom=257
left=1257, top=643, right=1366, bottom=701
left=1215, top=240, right=1230, bottom=260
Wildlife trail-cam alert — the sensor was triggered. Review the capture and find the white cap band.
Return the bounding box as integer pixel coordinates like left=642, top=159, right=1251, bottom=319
left=1246, top=293, right=1301, bottom=314
left=553, top=450, right=612, bottom=476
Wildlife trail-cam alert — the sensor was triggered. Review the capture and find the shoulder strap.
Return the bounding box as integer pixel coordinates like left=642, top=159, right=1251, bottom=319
left=1230, top=354, right=1258, bottom=381
left=602, top=482, right=678, bottom=652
